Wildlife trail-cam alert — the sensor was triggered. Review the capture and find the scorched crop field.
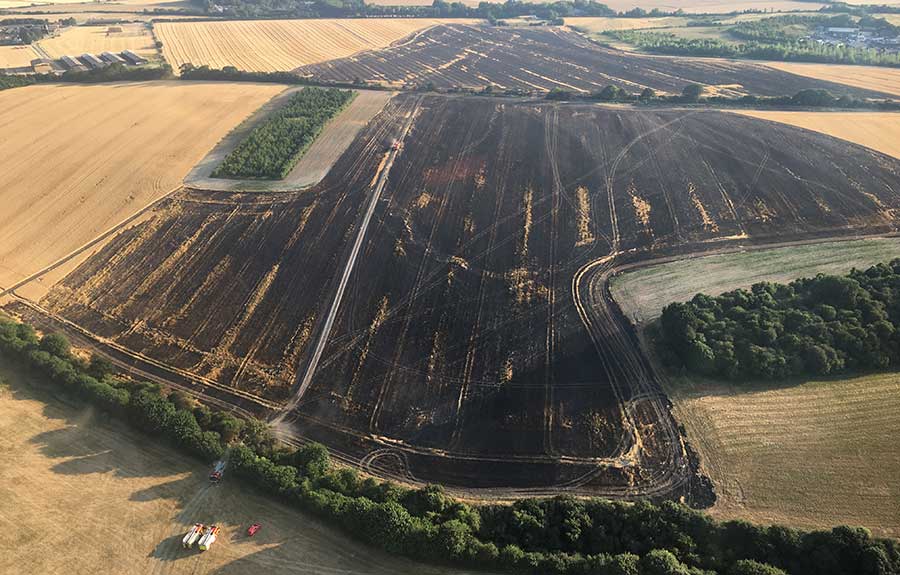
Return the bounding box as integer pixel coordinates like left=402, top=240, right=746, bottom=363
left=297, top=24, right=890, bottom=98
left=35, top=94, right=900, bottom=492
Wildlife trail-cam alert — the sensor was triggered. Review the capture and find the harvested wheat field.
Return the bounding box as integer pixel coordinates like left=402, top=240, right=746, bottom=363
left=155, top=18, right=466, bottom=73
left=610, top=238, right=900, bottom=538
left=673, top=373, right=900, bottom=538
left=38, top=23, right=158, bottom=59
left=369, top=0, right=823, bottom=10
left=0, top=362, right=468, bottom=575
left=566, top=16, right=689, bottom=33
left=0, top=81, right=283, bottom=298
left=0, top=44, right=38, bottom=68
left=764, top=61, right=900, bottom=98
left=733, top=110, right=900, bottom=161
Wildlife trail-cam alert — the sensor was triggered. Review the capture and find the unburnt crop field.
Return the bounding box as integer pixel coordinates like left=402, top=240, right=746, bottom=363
left=38, top=23, right=158, bottom=60
left=0, top=81, right=284, bottom=299
left=297, top=24, right=890, bottom=98
left=155, top=18, right=464, bottom=73
left=38, top=95, right=900, bottom=490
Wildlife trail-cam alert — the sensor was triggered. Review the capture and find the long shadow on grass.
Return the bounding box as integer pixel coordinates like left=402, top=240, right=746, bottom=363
left=2, top=359, right=481, bottom=575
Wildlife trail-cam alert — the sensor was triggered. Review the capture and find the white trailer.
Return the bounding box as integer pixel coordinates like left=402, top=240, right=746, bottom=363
left=197, top=525, right=219, bottom=551
left=182, top=523, right=204, bottom=548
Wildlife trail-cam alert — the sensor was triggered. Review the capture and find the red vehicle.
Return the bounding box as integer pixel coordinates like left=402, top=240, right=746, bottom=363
left=390, top=139, right=400, bottom=151
left=209, top=460, right=226, bottom=483
left=247, top=523, right=262, bottom=537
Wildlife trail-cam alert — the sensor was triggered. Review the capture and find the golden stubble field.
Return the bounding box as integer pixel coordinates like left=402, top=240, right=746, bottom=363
left=38, top=23, right=159, bottom=59
left=370, top=0, right=825, bottom=9
left=610, top=238, right=900, bottom=538
left=763, top=61, right=900, bottom=98
left=0, top=81, right=284, bottom=298
left=0, top=44, right=38, bottom=68
left=732, top=111, right=900, bottom=161
left=0, top=363, right=466, bottom=575
left=155, top=18, right=470, bottom=73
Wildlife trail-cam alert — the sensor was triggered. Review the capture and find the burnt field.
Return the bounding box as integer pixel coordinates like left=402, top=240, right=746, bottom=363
left=37, top=95, right=900, bottom=491
left=297, top=25, right=889, bottom=99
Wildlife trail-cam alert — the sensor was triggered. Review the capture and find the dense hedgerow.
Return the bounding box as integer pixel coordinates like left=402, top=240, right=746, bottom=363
left=657, top=259, right=900, bottom=381
left=2, top=315, right=899, bottom=574
left=212, top=86, right=354, bottom=179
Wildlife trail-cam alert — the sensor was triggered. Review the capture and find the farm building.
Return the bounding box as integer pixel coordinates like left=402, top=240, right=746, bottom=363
left=121, top=49, right=147, bottom=65
left=79, top=53, right=105, bottom=69
left=30, top=58, right=53, bottom=73
left=100, top=51, right=126, bottom=64
left=60, top=55, right=87, bottom=71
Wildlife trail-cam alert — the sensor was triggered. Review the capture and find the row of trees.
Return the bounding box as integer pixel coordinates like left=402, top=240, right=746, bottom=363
left=605, top=29, right=900, bottom=67
left=4, top=313, right=900, bottom=575
left=546, top=83, right=900, bottom=110
left=213, top=87, right=354, bottom=179
left=657, top=259, right=900, bottom=381
left=0, top=63, right=171, bottom=94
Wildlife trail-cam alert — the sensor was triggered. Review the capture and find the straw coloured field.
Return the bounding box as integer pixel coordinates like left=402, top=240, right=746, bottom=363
left=39, top=23, right=159, bottom=59
left=155, top=18, right=459, bottom=73
left=732, top=111, right=900, bottom=161
left=0, top=81, right=284, bottom=297
left=0, top=44, right=38, bottom=68
left=0, top=363, right=463, bottom=575
left=369, top=0, right=824, bottom=10
left=763, top=62, right=900, bottom=98
left=610, top=238, right=900, bottom=538
left=565, top=16, right=690, bottom=33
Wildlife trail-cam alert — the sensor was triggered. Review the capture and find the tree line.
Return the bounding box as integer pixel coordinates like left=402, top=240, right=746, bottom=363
left=548, top=83, right=900, bottom=110
left=2, top=312, right=900, bottom=575
left=213, top=86, right=354, bottom=180
left=0, top=63, right=172, bottom=93
left=657, top=259, right=900, bottom=381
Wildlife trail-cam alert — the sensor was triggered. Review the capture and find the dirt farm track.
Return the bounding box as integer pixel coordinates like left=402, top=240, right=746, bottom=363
left=16, top=93, right=899, bottom=496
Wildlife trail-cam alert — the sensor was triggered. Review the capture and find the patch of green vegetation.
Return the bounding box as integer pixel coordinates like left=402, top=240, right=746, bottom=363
left=213, top=87, right=355, bottom=180
left=657, top=258, right=900, bottom=381
left=606, top=13, right=900, bottom=67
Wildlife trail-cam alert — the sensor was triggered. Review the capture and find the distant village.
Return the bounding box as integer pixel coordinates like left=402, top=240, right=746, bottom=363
left=810, top=21, right=900, bottom=52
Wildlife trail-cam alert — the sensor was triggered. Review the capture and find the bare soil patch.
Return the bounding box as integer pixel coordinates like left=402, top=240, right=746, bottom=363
left=0, top=81, right=284, bottom=298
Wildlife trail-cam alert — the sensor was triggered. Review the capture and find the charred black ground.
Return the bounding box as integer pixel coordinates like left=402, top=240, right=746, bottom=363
left=37, top=95, right=900, bottom=493
left=297, top=25, right=891, bottom=99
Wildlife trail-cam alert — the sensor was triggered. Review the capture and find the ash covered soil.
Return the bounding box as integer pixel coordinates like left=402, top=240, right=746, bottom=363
left=39, top=95, right=900, bottom=489
left=297, top=25, right=890, bottom=99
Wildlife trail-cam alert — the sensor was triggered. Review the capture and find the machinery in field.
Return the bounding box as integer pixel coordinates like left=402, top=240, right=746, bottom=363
left=182, top=523, right=204, bottom=548
left=197, top=525, right=220, bottom=551
left=209, top=460, right=226, bottom=483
